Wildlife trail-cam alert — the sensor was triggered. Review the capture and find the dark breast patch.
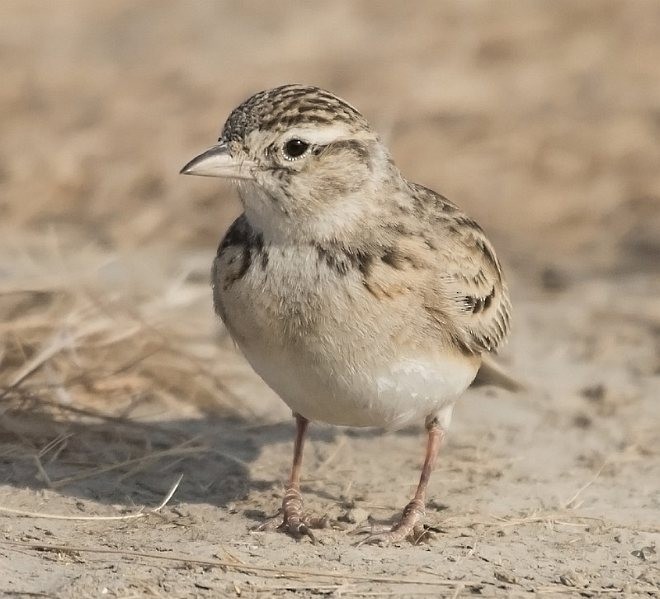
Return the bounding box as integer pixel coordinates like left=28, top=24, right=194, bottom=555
left=217, top=215, right=268, bottom=290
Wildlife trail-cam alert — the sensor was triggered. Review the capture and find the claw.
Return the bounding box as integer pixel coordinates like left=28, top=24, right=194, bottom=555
left=355, top=498, right=428, bottom=546
left=256, top=513, right=328, bottom=543
left=280, top=519, right=317, bottom=543
left=254, top=499, right=329, bottom=543
left=254, top=509, right=284, bottom=532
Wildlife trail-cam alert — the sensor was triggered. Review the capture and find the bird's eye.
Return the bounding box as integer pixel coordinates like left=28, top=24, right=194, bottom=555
left=282, top=139, right=310, bottom=160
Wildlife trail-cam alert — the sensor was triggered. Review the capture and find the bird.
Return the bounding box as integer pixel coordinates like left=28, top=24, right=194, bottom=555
left=180, top=84, right=515, bottom=545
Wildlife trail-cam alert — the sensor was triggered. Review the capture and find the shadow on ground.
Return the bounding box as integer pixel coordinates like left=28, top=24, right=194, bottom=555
left=0, top=403, right=414, bottom=512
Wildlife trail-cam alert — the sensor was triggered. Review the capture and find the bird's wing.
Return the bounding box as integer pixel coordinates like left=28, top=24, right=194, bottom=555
left=411, top=184, right=512, bottom=356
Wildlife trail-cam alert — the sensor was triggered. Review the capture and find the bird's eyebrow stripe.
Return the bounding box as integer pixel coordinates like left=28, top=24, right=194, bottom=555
left=319, top=139, right=370, bottom=162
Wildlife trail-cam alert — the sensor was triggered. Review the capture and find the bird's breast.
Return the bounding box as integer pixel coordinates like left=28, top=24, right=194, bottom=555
left=214, top=243, right=369, bottom=350
left=212, top=243, right=478, bottom=428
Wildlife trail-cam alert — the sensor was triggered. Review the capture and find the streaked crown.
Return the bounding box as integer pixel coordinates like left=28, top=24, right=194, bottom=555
left=220, top=84, right=371, bottom=142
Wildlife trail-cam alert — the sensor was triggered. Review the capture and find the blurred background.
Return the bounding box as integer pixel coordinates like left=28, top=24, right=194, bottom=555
left=3, top=0, right=659, bottom=411
left=1, top=3, right=659, bottom=594
left=2, top=1, right=659, bottom=268
left=1, top=0, right=659, bottom=460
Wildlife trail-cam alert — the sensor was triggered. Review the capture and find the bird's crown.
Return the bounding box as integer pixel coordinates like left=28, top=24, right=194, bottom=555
left=220, top=84, right=371, bottom=142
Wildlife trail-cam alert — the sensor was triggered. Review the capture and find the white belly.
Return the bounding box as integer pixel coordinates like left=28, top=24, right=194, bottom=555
left=237, top=338, right=478, bottom=430
left=214, top=242, right=479, bottom=430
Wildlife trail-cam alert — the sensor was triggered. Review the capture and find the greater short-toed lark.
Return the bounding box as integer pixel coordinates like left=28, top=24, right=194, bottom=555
left=181, top=85, right=514, bottom=545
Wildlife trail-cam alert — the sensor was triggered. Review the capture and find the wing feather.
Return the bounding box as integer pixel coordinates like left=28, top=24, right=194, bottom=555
left=410, top=183, right=511, bottom=355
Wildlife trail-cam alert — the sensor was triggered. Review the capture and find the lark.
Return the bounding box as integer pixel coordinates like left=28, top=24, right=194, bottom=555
left=181, top=85, right=515, bottom=545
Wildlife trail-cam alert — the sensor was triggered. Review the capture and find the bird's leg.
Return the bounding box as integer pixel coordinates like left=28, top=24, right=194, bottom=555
left=258, top=414, right=328, bottom=542
left=361, top=416, right=445, bottom=545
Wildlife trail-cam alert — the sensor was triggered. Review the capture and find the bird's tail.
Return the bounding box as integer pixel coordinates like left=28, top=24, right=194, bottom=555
left=471, top=355, right=525, bottom=392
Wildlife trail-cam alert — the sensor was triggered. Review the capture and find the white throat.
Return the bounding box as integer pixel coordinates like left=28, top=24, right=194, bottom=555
left=237, top=180, right=384, bottom=246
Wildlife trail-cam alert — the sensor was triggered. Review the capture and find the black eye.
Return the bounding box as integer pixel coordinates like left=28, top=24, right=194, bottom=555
left=283, top=139, right=309, bottom=159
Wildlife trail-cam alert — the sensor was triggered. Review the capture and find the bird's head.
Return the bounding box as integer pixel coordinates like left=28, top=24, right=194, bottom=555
left=181, top=85, right=398, bottom=242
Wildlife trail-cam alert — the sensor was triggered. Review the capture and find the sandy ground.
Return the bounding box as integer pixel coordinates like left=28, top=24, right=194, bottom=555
left=1, top=2, right=659, bottom=597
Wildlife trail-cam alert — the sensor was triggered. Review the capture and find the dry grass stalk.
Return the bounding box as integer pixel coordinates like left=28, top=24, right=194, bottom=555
left=0, top=474, right=182, bottom=521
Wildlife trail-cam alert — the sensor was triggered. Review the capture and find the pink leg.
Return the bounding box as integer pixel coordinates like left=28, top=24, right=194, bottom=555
left=258, top=414, right=328, bottom=542
left=361, top=416, right=445, bottom=545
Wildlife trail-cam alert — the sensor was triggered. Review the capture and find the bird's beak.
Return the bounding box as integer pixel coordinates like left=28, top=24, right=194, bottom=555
left=179, top=143, right=254, bottom=180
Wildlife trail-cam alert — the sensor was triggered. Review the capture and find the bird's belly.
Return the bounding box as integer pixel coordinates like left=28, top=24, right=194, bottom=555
left=236, top=338, right=479, bottom=429
left=214, top=245, right=478, bottom=429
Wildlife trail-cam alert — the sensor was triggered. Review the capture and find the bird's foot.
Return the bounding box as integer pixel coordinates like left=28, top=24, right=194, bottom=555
left=356, top=498, right=430, bottom=546
left=255, top=486, right=329, bottom=543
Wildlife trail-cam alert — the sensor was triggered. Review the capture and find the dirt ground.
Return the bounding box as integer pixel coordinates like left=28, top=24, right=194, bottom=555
left=1, top=2, right=659, bottom=597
